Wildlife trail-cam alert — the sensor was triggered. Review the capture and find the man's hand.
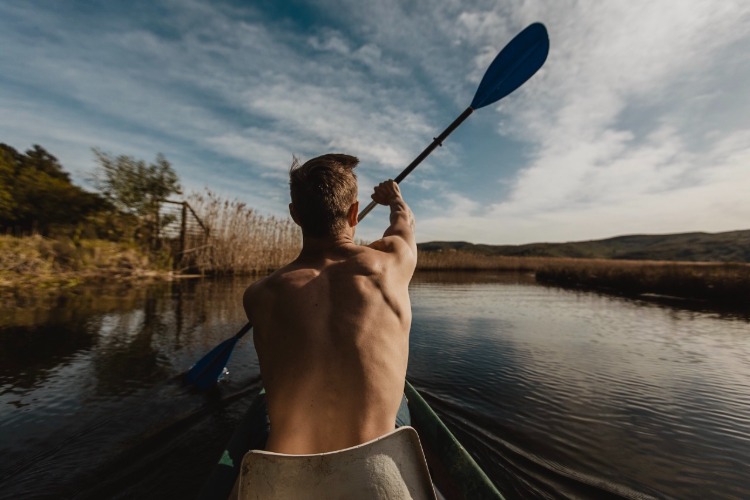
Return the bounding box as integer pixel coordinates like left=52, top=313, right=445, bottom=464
left=371, top=180, right=403, bottom=206
left=370, top=179, right=416, bottom=239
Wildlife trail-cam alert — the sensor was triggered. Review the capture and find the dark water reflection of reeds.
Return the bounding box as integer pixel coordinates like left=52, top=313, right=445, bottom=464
left=0, top=277, right=261, bottom=499
left=1, top=274, right=749, bottom=499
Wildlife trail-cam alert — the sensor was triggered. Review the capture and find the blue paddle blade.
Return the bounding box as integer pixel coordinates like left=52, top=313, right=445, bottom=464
left=184, top=335, right=241, bottom=390
left=184, top=322, right=252, bottom=390
left=471, top=22, right=549, bottom=110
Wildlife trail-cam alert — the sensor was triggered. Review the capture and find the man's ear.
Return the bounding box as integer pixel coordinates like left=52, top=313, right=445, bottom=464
left=289, top=203, right=301, bottom=226
left=347, top=201, right=359, bottom=227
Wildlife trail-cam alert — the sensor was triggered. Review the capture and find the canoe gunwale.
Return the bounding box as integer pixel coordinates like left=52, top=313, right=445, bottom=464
left=405, top=380, right=503, bottom=499
left=198, top=380, right=503, bottom=500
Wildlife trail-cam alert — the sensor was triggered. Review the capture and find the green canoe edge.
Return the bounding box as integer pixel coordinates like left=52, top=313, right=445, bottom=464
left=405, top=380, right=504, bottom=499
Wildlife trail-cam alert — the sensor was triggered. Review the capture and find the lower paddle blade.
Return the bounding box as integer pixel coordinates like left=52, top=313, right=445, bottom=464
left=471, top=22, right=549, bottom=109
left=184, top=335, right=241, bottom=390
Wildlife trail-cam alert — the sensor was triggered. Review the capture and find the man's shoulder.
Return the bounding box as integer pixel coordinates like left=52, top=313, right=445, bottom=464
left=246, top=265, right=303, bottom=295
left=244, top=266, right=287, bottom=297
left=243, top=266, right=302, bottom=316
left=346, top=244, right=387, bottom=267
left=363, top=236, right=417, bottom=269
left=243, top=276, right=266, bottom=308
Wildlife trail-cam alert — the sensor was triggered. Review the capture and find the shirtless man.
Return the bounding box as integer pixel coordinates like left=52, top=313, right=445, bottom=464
left=243, top=153, right=417, bottom=455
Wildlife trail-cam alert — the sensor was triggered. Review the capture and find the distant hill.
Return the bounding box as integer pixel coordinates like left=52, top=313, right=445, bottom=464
left=417, top=230, right=750, bottom=263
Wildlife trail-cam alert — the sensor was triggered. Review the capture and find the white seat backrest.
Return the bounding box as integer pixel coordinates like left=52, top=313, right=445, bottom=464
left=237, top=426, right=436, bottom=500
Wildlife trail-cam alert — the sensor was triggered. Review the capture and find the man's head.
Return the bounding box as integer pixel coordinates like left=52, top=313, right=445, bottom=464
left=289, top=153, right=359, bottom=238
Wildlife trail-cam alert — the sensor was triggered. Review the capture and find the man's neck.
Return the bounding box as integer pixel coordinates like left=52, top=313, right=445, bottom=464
left=298, top=232, right=356, bottom=260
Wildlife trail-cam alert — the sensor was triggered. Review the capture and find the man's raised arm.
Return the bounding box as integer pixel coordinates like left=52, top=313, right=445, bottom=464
left=369, top=180, right=417, bottom=263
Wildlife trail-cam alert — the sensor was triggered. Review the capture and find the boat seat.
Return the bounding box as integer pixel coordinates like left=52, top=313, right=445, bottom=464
left=236, top=426, right=436, bottom=500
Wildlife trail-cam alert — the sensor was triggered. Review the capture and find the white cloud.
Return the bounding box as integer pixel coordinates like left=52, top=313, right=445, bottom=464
left=418, top=127, right=750, bottom=244
left=1, top=1, right=749, bottom=244
left=0, top=2, right=439, bottom=194
left=418, top=190, right=480, bottom=219
left=240, top=79, right=434, bottom=170
left=302, top=1, right=750, bottom=243
left=204, top=129, right=296, bottom=180
left=413, top=0, right=750, bottom=243
left=309, top=31, right=352, bottom=55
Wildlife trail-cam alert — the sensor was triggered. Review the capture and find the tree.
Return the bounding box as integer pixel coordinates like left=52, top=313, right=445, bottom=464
left=92, top=149, right=182, bottom=246
left=0, top=143, right=109, bottom=234
left=92, top=149, right=182, bottom=217
left=0, top=147, right=17, bottom=222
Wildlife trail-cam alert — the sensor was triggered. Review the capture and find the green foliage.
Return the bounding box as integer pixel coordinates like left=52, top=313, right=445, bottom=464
left=92, top=149, right=181, bottom=218
left=0, top=144, right=110, bottom=235
left=91, top=150, right=182, bottom=250
left=0, top=148, right=16, bottom=221
left=76, top=210, right=141, bottom=242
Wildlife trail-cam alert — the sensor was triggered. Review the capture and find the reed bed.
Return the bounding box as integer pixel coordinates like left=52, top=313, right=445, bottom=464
left=535, top=259, right=750, bottom=303
left=417, top=250, right=750, bottom=303
left=0, top=234, right=158, bottom=290
left=417, top=250, right=570, bottom=272
left=169, top=193, right=750, bottom=304
left=184, top=190, right=301, bottom=275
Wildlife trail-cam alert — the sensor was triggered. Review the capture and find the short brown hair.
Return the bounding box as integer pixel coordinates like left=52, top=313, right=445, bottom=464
left=289, top=153, right=359, bottom=237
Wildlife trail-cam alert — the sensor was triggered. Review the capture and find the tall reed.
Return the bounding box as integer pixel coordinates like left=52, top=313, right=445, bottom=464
left=184, top=190, right=301, bottom=275
left=416, top=250, right=750, bottom=303
left=535, top=258, right=750, bottom=303
left=417, top=250, right=564, bottom=272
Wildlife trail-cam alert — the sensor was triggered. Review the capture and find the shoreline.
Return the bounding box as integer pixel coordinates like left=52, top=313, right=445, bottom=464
left=2, top=233, right=748, bottom=309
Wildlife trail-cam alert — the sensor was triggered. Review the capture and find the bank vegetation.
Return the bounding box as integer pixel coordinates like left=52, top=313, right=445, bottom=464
left=0, top=234, right=163, bottom=290
left=535, top=259, right=750, bottom=304
left=417, top=249, right=750, bottom=304
left=2, top=142, right=748, bottom=305
left=183, top=190, right=301, bottom=275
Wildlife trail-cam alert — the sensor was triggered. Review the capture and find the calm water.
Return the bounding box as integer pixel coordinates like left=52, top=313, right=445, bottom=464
left=1, top=274, right=749, bottom=499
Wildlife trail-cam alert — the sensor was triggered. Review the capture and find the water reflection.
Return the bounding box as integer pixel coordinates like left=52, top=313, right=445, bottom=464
left=412, top=270, right=538, bottom=286
left=535, top=279, right=750, bottom=323
left=408, top=276, right=750, bottom=499
left=0, top=274, right=748, bottom=499
left=0, top=278, right=260, bottom=499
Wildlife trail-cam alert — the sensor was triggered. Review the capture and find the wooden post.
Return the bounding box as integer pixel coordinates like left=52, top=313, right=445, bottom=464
left=180, top=201, right=188, bottom=262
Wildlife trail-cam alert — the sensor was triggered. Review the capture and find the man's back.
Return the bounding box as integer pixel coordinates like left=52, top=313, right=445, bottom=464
left=244, top=241, right=413, bottom=454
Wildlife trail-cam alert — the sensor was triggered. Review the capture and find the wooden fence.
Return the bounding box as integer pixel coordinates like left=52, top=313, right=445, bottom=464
left=156, top=200, right=209, bottom=271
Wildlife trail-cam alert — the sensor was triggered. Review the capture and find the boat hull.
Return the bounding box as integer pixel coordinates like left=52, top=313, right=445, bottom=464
left=198, top=381, right=503, bottom=499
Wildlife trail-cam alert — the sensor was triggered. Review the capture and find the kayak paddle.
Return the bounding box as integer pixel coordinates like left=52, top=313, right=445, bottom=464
left=357, top=22, right=549, bottom=220
left=183, top=22, right=549, bottom=390
left=184, top=322, right=253, bottom=390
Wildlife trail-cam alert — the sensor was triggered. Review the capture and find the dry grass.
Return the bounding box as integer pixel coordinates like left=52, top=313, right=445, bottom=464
left=6, top=218, right=747, bottom=305
left=535, top=258, right=750, bottom=303
left=0, top=234, right=164, bottom=290
left=417, top=250, right=569, bottom=272
left=417, top=249, right=750, bottom=303
left=183, top=190, right=301, bottom=275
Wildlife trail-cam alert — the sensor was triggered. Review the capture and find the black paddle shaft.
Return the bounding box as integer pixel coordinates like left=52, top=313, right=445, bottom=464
left=357, top=106, right=474, bottom=221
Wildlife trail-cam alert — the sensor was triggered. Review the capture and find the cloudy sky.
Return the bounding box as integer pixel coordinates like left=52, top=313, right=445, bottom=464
left=1, top=0, right=749, bottom=244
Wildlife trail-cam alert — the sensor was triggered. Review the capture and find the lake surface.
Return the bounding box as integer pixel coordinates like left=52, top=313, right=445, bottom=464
left=1, top=273, right=749, bottom=499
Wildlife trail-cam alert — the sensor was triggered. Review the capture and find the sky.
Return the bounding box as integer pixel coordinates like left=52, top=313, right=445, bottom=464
left=1, top=0, right=749, bottom=244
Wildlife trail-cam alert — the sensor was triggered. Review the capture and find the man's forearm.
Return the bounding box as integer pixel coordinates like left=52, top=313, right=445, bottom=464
left=371, top=180, right=415, bottom=237
left=389, top=198, right=415, bottom=233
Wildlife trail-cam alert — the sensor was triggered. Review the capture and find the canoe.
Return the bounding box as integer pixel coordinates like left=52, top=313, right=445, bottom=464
left=198, top=380, right=503, bottom=499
